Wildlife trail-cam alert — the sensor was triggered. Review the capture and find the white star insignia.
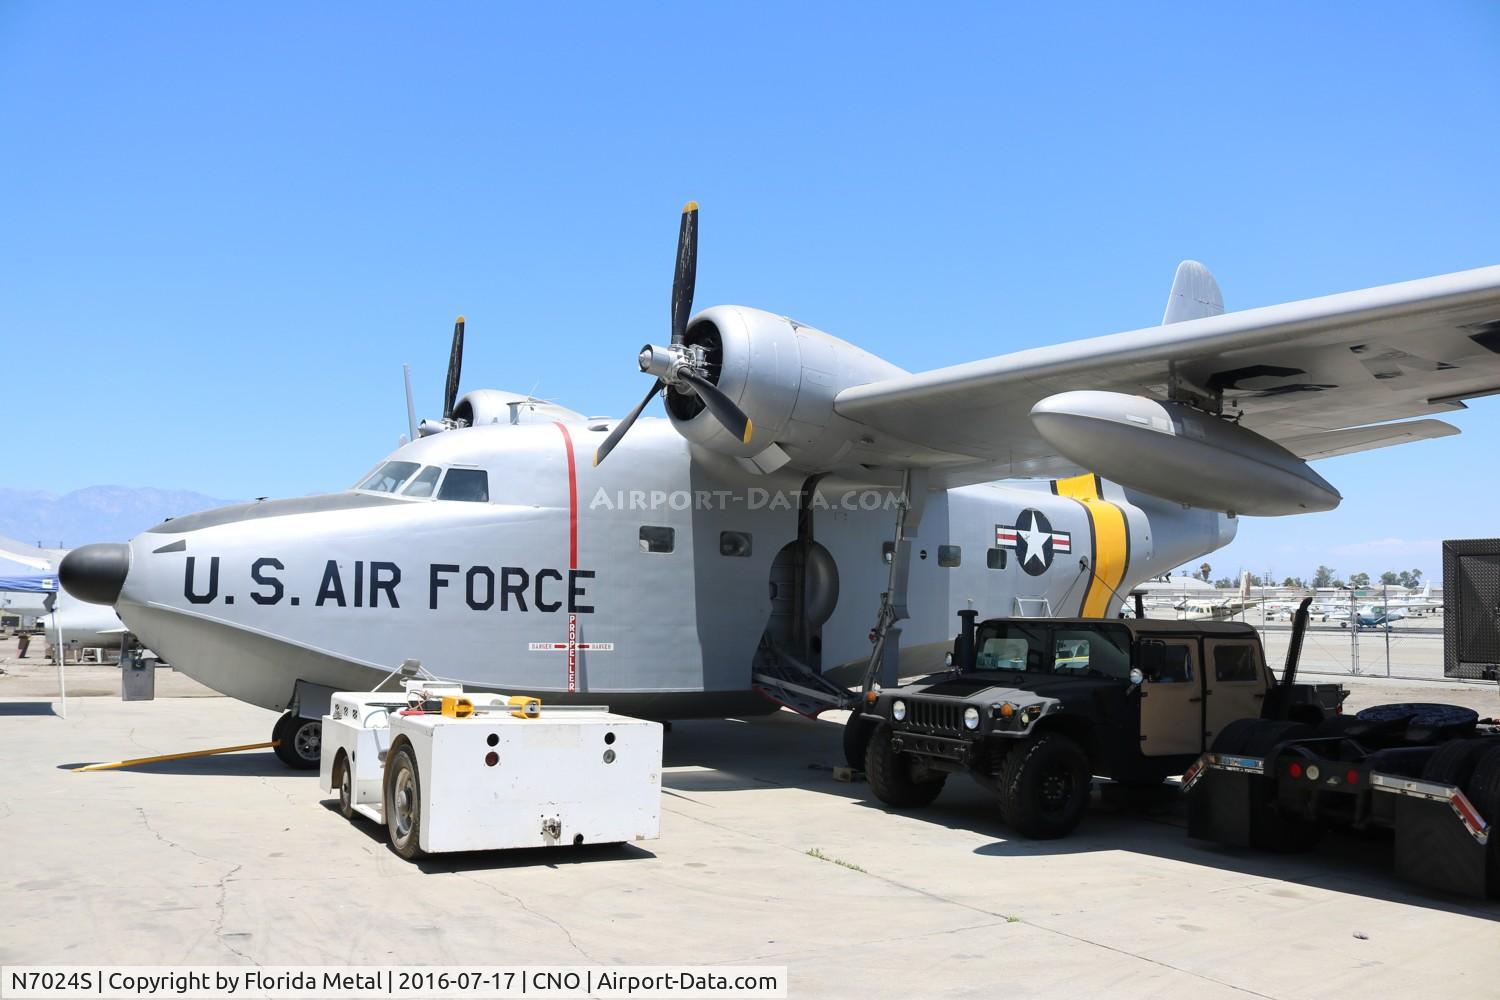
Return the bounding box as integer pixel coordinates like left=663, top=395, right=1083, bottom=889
left=1017, top=513, right=1050, bottom=568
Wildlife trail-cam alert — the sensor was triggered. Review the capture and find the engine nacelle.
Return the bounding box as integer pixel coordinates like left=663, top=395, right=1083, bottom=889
left=453, top=390, right=585, bottom=428
left=667, top=306, right=905, bottom=467
left=1030, top=390, right=1341, bottom=516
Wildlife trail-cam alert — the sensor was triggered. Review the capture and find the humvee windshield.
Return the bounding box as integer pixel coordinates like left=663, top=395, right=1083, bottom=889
left=971, top=621, right=1133, bottom=680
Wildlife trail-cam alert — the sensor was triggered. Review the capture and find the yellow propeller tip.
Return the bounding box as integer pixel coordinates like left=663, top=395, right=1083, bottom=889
left=742, top=420, right=753, bottom=445
left=683, top=201, right=698, bottom=213
left=455, top=315, right=465, bottom=324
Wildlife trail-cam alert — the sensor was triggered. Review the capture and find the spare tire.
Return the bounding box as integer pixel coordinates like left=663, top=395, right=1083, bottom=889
left=1355, top=703, right=1479, bottom=743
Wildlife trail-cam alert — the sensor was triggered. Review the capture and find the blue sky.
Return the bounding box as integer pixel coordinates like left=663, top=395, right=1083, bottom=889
left=2, top=3, right=1497, bottom=580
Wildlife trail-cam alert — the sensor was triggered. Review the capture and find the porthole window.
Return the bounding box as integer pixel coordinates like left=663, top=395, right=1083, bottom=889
left=938, top=545, right=961, bottom=568
left=639, top=526, right=675, bottom=553
left=719, top=531, right=752, bottom=557
left=986, top=547, right=1007, bottom=570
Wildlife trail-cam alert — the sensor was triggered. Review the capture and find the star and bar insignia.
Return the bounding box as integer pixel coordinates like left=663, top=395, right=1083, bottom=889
left=995, top=508, right=1071, bottom=576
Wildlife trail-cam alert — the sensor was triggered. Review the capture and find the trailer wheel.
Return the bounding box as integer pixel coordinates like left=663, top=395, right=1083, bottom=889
left=864, top=724, right=946, bottom=809
left=1464, top=745, right=1500, bottom=898
left=1000, top=733, right=1091, bottom=839
left=1214, top=720, right=1321, bottom=852
left=843, top=711, right=875, bottom=771
left=1421, top=738, right=1492, bottom=787
left=384, top=743, right=424, bottom=860
left=272, top=712, right=321, bottom=770
left=1211, top=718, right=1261, bottom=754
left=333, top=750, right=354, bottom=820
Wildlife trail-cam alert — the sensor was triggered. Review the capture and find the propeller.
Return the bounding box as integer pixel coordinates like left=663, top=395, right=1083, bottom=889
left=442, top=316, right=465, bottom=420
left=593, top=202, right=753, bottom=466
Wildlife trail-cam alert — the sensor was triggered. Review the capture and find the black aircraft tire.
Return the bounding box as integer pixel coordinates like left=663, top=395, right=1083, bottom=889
left=843, top=712, right=875, bottom=771
left=1242, top=721, right=1315, bottom=757
left=384, top=742, right=424, bottom=861
left=1421, top=739, right=1492, bottom=787
left=1464, top=745, right=1500, bottom=898
left=864, top=724, right=946, bottom=809
left=272, top=712, right=321, bottom=770
left=1000, top=733, right=1091, bottom=840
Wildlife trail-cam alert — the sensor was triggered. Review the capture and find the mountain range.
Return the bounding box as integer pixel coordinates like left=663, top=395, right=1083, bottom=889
left=0, top=485, right=239, bottom=550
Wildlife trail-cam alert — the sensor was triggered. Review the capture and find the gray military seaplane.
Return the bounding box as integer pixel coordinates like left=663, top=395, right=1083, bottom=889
left=61, top=204, right=1500, bottom=768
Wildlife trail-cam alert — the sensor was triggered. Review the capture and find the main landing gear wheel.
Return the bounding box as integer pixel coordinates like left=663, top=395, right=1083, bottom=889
left=384, top=742, right=424, bottom=861
left=864, top=723, right=946, bottom=808
left=272, top=711, right=322, bottom=770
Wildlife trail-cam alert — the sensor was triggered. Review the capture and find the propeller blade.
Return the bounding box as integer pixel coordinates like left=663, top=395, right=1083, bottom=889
left=679, top=371, right=752, bottom=445
left=594, top=379, right=664, bottom=466
left=442, top=316, right=465, bottom=419
left=670, top=202, right=698, bottom=345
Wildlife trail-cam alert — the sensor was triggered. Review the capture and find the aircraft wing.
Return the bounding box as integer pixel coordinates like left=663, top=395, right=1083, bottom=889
left=0, top=535, right=65, bottom=572
left=835, top=265, right=1500, bottom=485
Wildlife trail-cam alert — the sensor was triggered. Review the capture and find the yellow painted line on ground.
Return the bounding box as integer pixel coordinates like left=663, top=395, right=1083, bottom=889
left=73, top=740, right=278, bottom=772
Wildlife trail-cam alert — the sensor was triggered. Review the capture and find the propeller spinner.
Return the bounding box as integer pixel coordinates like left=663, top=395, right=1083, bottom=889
left=593, top=202, right=752, bottom=466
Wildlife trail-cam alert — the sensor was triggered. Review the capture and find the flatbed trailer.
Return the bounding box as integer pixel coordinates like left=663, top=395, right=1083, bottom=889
left=1184, top=708, right=1499, bottom=897
left=1187, top=544, right=1500, bottom=898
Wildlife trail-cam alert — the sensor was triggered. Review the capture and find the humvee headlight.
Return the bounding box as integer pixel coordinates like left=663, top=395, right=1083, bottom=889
left=963, top=707, right=981, bottom=730
left=892, top=700, right=907, bottom=722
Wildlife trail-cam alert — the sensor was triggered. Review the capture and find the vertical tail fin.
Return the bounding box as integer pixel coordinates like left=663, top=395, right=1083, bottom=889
left=1162, top=260, right=1224, bottom=325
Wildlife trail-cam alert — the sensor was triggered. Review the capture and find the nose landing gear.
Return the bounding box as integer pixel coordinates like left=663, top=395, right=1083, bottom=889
left=272, top=711, right=322, bottom=770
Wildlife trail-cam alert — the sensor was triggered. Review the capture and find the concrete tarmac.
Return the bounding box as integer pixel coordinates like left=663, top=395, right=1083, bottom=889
left=2, top=677, right=1497, bottom=999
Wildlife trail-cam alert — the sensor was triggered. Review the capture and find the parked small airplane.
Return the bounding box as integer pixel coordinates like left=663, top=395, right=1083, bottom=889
left=1339, top=605, right=1408, bottom=630
left=58, top=204, right=1500, bottom=768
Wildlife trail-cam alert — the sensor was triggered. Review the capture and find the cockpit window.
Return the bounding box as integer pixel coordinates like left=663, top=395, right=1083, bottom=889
left=401, top=465, right=443, bottom=498
left=438, top=468, right=489, bottom=502
left=356, top=461, right=420, bottom=493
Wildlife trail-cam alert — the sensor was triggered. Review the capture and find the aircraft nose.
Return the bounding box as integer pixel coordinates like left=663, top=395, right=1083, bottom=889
left=59, top=542, right=131, bottom=605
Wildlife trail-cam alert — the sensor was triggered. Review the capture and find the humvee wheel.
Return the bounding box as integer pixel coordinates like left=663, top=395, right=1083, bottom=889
left=864, top=723, right=946, bottom=808
left=1000, top=733, right=1090, bottom=839
left=843, top=711, right=875, bottom=771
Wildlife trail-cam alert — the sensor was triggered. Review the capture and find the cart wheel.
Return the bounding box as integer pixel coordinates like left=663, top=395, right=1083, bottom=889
left=864, top=723, right=945, bottom=809
left=272, top=712, right=321, bottom=770
left=333, top=751, right=355, bottom=820
left=384, top=743, right=424, bottom=861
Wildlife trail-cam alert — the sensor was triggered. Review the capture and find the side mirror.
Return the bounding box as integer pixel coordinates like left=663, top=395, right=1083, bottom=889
left=944, top=651, right=955, bottom=668
left=1128, top=667, right=1144, bottom=693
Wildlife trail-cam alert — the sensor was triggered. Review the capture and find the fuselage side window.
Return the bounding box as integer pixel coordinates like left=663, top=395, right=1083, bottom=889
left=401, top=465, right=443, bottom=498
left=438, top=468, right=489, bottom=502
left=355, top=460, right=421, bottom=493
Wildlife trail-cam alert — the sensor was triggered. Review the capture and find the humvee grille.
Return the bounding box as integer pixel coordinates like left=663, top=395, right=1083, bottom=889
left=906, top=699, right=963, bottom=735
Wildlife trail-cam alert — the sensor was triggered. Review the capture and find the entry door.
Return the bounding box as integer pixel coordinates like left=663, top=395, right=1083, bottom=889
left=1203, top=638, right=1268, bottom=747
left=1138, top=637, right=1204, bottom=756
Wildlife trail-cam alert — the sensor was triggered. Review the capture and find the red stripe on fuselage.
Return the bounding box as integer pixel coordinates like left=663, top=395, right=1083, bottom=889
left=554, top=422, right=579, bottom=569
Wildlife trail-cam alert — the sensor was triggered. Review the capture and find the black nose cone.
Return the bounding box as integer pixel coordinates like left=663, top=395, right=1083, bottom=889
left=59, top=542, right=131, bottom=605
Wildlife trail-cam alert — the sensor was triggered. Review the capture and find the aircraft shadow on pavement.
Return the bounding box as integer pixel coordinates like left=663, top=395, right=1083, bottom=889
left=664, top=714, right=1499, bottom=920
left=0, top=702, right=61, bottom=716
left=316, top=800, right=656, bottom=873
left=57, top=751, right=318, bottom=777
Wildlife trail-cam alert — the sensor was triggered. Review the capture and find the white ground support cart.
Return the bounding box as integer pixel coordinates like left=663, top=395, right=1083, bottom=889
left=319, top=682, right=663, bottom=860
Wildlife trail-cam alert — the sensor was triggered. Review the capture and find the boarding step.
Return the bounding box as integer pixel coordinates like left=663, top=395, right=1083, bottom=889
left=753, top=638, right=855, bottom=718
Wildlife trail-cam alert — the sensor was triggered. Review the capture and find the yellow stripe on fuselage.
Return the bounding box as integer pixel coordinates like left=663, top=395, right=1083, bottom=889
left=1054, top=474, right=1129, bottom=618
